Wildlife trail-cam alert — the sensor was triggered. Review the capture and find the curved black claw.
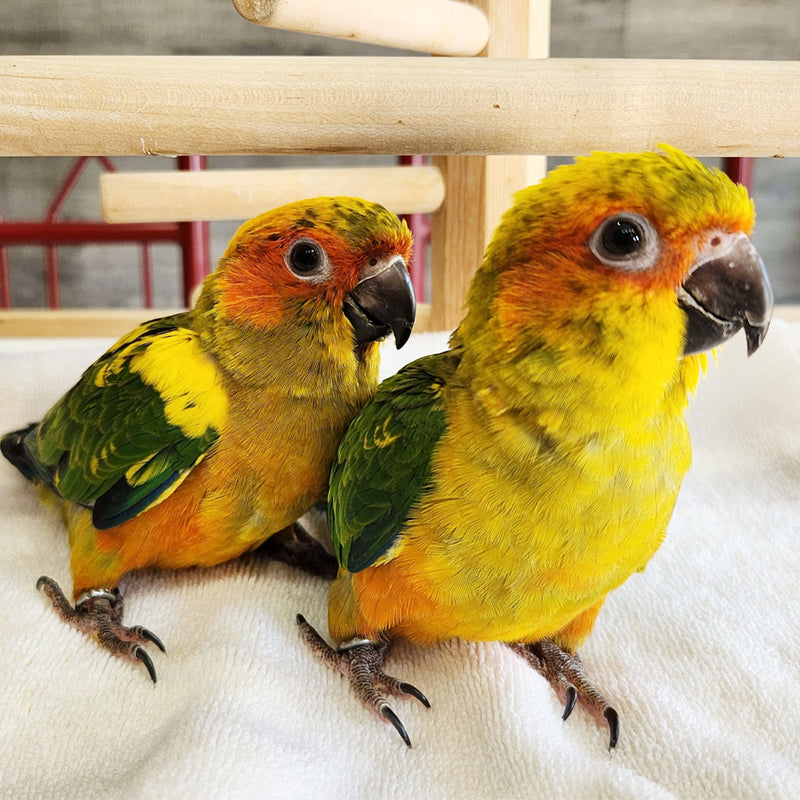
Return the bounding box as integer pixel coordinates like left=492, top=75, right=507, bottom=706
left=509, top=639, right=619, bottom=748
left=380, top=703, right=411, bottom=747
left=399, top=681, right=430, bottom=709
left=37, top=576, right=164, bottom=682
left=604, top=707, right=620, bottom=749
left=298, top=614, right=426, bottom=747
left=138, top=628, right=167, bottom=654
left=134, top=646, right=157, bottom=684
left=562, top=684, right=578, bottom=721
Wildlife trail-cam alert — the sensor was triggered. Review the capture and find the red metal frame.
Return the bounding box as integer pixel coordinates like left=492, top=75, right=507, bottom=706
left=176, top=156, right=211, bottom=304
left=0, top=155, right=211, bottom=310
left=399, top=155, right=431, bottom=302
left=724, top=157, right=754, bottom=191
left=0, top=212, right=10, bottom=310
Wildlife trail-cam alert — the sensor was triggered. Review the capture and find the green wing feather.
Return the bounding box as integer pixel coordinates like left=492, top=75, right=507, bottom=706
left=330, top=351, right=456, bottom=573
left=21, top=312, right=228, bottom=529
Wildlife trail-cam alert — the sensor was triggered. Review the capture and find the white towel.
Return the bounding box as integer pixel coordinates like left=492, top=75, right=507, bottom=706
left=0, top=322, right=798, bottom=800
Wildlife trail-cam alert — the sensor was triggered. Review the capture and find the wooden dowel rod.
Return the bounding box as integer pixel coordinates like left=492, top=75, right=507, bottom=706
left=0, top=304, right=435, bottom=336
left=2, top=56, right=800, bottom=157
left=231, top=0, right=489, bottom=57
left=100, top=165, right=445, bottom=223
left=4, top=305, right=800, bottom=338
left=0, top=309, right=180, bottom=338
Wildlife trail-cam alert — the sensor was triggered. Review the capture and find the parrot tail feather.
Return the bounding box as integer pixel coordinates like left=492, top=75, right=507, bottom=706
left=296, top=613, right=429, bottom=747
left=1, top=423, right=39, bottom=482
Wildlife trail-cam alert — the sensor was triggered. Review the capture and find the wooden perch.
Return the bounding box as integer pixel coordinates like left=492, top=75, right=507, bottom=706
left=1, top=304, right=798, bottom=338
left=0, top=309, right=180, bottom=338
left=231, top=0, right=490, bottom=56
left=1, top=56, right=799, bottom=157
left=100, top=165, right=445, bottom=223
left=0, top=304, right=434, bottom=336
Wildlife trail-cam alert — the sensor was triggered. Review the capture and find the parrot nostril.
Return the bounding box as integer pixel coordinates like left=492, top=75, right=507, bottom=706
left=710, top=235, right=722, bottom=247
left=369, top=257, right=378, bottom=267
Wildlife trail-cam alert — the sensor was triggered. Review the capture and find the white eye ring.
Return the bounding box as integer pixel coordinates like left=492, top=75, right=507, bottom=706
left=589, top=213, right=660, bottom=271
left=284, top=237, right=331, bottom=281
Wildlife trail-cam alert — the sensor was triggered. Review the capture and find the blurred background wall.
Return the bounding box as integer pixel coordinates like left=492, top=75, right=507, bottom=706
left=1, top=0, right=798, bottom=308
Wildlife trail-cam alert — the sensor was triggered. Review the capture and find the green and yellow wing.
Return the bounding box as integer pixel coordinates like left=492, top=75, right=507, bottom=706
left=330, top=351, right=454, bottom=573
left=22, top=313, right=228, bottom=529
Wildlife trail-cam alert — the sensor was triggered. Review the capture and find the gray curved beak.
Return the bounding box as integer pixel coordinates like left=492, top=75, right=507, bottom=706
left=343, top=257, right=416, bottom=349
left=678, top=232, right=773, bottom=356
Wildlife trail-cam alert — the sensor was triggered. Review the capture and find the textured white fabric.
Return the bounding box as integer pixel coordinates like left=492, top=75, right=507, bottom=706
left=0, top=322, right=798, bottom=800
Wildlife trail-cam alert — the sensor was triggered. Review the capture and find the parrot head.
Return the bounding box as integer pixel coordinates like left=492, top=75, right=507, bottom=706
left=477, top=145, right=773, bottom=361
left=208, top=196, right=415, bottom=352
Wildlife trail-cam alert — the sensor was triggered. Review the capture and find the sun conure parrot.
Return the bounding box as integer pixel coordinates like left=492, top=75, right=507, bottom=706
left=298, top=147, right=773, bottom=748
left=1, top=196, right=415, bottom=682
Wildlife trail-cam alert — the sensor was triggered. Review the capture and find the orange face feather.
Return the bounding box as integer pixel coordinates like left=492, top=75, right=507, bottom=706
left=215, top=197, right=413, bottom=331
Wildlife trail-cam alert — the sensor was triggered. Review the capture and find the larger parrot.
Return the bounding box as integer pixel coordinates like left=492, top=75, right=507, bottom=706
left=298, top=147, right=773, bottom=747
left=2, top=197, right=415, bottom=682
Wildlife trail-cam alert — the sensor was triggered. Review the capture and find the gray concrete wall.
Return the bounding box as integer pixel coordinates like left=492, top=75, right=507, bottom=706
left=1, top=0, right=798, bottom=307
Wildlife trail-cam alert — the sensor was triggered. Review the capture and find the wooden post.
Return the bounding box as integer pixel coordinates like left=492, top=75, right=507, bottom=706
left=429, top=0, right=551, bottom=330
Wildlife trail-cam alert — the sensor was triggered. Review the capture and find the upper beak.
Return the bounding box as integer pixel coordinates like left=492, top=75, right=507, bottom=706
left=343, top=256, right=416, bottom=349
left=677, top=232, right=773, bottom=356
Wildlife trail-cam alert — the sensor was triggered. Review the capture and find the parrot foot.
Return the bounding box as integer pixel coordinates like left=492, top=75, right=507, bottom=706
left=510, top=639, right=619, bottom=749
left=37, top=576, right=166, bottom=683
left=260, top=522, right=338, bottom=580
left=296, top=613, right=429, bottom=747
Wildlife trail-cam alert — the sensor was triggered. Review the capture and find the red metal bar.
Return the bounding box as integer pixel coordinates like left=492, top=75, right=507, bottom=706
left=0, top=245, right=9, bottom=309
left=399, top=155, right=431, bottom=302
left=42, top=159, right=95, bottom=308
left=141, top=243, right=154, bottom=309
left=0, top=211, right=9, bottom=309
left=404, top=212, right=430, bottom=302
left=0, top=221, right=182, bottom=244
left=724, top=157, right=754, bottom=191
left=97, top=156, right=116, bottom=173
left=45, top=245, right=60, bottom=308
left=177, top=156, right=211, bottom=306
left=47, top=157, right=90, bottom=221
left=179, top=219, right=210, bottom=306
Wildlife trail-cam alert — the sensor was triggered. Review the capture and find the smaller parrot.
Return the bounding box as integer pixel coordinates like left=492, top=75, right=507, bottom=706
left=298, top=147, right=773, bottom=748
left=2, top=196, right=415, bottom=682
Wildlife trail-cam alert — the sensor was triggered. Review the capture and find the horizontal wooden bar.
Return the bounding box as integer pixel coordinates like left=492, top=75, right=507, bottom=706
left=1, top=56, right=799, bottom=157
left=775, top=305, right=800, bottom=324
left=0, top=309, right=178, bottom=337
left=1, top=305, right=798, bottom=338
left=100, top=165, right=445, bottom=223
left=0, top=304, right=435, bottom=337
left=232, top=0, right=489, bottom=56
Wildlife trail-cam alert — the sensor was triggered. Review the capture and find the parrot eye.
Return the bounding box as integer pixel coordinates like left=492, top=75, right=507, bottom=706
left=589, top=213, right=660, bottom=271
left=286, top=238, right=330, bottom=279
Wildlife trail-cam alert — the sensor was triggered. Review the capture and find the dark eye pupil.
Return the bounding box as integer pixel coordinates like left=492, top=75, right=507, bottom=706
left=290, top=242, right=321, bottom=273
left=602, top=218, right=643, bottom=257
